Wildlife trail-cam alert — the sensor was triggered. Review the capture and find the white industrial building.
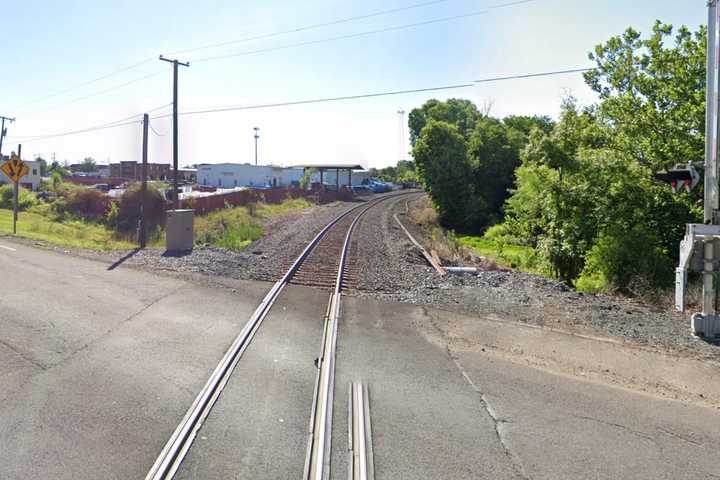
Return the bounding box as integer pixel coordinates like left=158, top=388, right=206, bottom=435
left=0, top=159, right=42, bottom=191
left=197, top=163, right=304, bottom=188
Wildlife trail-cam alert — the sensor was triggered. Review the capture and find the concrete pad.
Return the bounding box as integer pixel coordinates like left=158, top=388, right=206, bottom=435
left=174, top=285, right=329, bottom=479
left=0, top=241, right=271, bottom=480
left=333, top=296, right=523, bottom=479
left=457, top=353, right=720, bottom=479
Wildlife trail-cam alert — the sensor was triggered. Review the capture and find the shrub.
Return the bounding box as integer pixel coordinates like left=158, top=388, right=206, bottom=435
left=64, top=188, right=110, bottom=221
left=577, top=225, right=674, bottom=293
left=116, top=183, right=167, bottom=233
left=0, top=185, right=39, bottom=211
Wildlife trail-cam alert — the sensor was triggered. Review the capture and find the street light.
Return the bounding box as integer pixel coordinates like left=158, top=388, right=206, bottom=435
left=254, top=127, right=260, bottom=166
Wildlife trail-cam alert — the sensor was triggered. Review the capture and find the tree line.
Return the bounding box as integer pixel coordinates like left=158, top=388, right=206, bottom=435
left=410, top=21, right=704, bottom=293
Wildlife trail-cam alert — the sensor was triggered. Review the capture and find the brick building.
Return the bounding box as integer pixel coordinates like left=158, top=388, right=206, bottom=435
left=109, top=161, right=170, bottom=181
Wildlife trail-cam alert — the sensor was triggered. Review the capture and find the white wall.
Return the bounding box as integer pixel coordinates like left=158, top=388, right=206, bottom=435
left=197, top=163, right=303, bottom=188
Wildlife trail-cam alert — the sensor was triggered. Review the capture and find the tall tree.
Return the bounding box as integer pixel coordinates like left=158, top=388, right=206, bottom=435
left=79, top=157, right=97, bottom=172
left=413, top=120, right=479, bottom=227
left=409, top=98, right=480, bottom=146
left=584, top=21, right=706, bottom=171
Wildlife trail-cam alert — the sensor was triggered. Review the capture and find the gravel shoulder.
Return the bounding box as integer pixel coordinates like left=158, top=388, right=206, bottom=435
left=351, top=193, right=720, bottom=363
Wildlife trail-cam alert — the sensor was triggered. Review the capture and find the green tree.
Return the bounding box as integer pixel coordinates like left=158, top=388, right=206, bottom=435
left=79, top=157, right=97, bottom=172
left=412, top=120, right=479, bottom=227
left=409, top=98, right=480, bottom=146
left=584, top=21, right=706, bottom=172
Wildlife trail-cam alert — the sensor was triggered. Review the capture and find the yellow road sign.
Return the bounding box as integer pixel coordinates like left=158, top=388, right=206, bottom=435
left=0, top=153, right=29, bottom=183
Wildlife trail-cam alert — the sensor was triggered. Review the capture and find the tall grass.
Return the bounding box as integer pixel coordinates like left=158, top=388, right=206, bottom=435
left=0, top=208, right=135, bottom=250
left=194, top=198, right=312, bottom=251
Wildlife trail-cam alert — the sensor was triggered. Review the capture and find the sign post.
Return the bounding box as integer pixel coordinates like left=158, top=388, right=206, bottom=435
left=0, top=145, right=29, bottom=235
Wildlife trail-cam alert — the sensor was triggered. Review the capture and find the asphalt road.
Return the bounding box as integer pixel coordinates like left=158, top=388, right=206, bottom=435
left=1, top=239, right=719, bottom=479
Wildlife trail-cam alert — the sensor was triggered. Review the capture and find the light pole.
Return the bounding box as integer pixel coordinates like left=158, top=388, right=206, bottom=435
left=397, top=108, right=405, bottom=163
left=254, top=127, right=260, bottom=166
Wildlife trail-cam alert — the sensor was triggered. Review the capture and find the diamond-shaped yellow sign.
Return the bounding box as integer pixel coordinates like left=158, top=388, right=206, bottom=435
left=0, top=153, right=29, bottom=183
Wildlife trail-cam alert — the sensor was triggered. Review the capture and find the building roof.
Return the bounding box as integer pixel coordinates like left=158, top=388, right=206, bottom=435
left=293, top=163, right=364, bottom=170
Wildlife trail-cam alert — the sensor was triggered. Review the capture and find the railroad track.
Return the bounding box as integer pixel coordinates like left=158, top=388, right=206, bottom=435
left=145, top=191, right=416, bottom=480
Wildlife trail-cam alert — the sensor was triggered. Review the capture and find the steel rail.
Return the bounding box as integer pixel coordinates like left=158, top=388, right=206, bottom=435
left=145, top=196, right=390, bottom=480
left=348, top=382, right=374, bottom=480
left=304, top=192, right=407, bottom=480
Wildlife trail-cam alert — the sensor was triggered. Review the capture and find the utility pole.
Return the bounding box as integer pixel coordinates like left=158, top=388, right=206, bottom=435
left=139, top=114, right=149, bottom=248
left=0, top=115, right=16, bottom=158
left=159, top=55, right=189, bottom=210
left=397, top=108, right=405, bottom=163
left=254, top=127, right=260, bottom=165
left=13, top=144, right=21, bottom=234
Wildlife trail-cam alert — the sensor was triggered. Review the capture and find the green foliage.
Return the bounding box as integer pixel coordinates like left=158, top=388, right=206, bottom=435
left=374, top=160, right=418, bottom=184
left=577, top=224, right=674, bottom=292
left=300, top=168, right=316, bottom=189
left=409, top=99, right=546, bottom=230
left=468, top=116, right=526, bottom=223
left=0, top=185, right=39, bottom=211
left=105, top=201, right=119, bottom=228
left=585, top=21, right=706, bottom=172
left=505, top=100, right=696, bottom=287
left=412, top=120, right=479, bottom=227
left=195, top=206, right=263, bottom=250
left=409, top=98, right=480, bottom=146
left=0, top=207, right=134, bottom=250
left=116, top=183, right=167, bottom=233
left=65, top=188, right=110, bottom=221
left=78, top=157, right=97, bottom=173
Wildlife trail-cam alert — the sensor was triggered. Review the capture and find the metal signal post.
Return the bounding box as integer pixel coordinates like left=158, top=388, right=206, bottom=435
left=673, top=0, right=720, bottom=338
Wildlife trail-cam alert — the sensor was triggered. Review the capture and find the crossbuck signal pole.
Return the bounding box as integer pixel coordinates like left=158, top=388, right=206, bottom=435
left=159, top=55, right=189, bottom=210
left=0, top=116, right=16, bottom=157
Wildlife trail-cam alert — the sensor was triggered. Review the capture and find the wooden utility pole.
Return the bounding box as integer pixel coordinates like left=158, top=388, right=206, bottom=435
left=159, top=55, right=189, bottom=210
left=0, top=116, right=15, bottom=157
left=13, top=144, right=21, bottom=234
left=139, top=114, right=149, bottom=248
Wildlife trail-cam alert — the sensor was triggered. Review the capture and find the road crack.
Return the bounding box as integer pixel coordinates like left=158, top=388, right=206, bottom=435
left=50, top=286, right=188, bottom=370
left=420, top=306, right=530, bottom=479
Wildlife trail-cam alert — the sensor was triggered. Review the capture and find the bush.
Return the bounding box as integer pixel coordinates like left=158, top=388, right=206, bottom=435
left=64, top=188, right=110, bottom=221
left=116, top=183, right=167, bottom=233
left=0, top=185, right=39, bottom=211
left=577, top=225, right=674, bottom=293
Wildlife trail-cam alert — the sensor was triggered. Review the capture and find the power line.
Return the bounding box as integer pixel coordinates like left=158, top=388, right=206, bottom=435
left=149, top=67, right=592, bottom=120
left=7, top=104, right=170, bottom=143
left=192, top=11, right=488, bottom=63
left=18, top=70, right=166, bottom=118
left=473, top=67, right=592, bottom=83
left=10, top=58, right=154, bottom=110
left=169, top=0, right=452, bottom=56
left=12, top=67, right=590, bottom=143
left=6, top=1, right=453, bottom=111
left=148, top=121, right=166, bottom=136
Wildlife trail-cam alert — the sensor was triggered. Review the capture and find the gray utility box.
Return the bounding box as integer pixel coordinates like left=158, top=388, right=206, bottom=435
left=166, top=209, right=195, bottom=251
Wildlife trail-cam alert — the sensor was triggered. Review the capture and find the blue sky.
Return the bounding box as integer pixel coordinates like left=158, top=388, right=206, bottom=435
left=1, top=0, right=707, bottom=169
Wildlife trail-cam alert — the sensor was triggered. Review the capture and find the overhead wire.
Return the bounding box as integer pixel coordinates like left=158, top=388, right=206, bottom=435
left=10, top=58, right=155, bottom=110
left=17, top=70, right=166, bottom=118
left=192, top=11, right=487, bottom=63
left=8, top=0, right=455, bottom=111
left=167, top=0, right=452, bottom=56
left=9, top=67, right=592, bottom=143
left=8, top=103, right=172, bottom=143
